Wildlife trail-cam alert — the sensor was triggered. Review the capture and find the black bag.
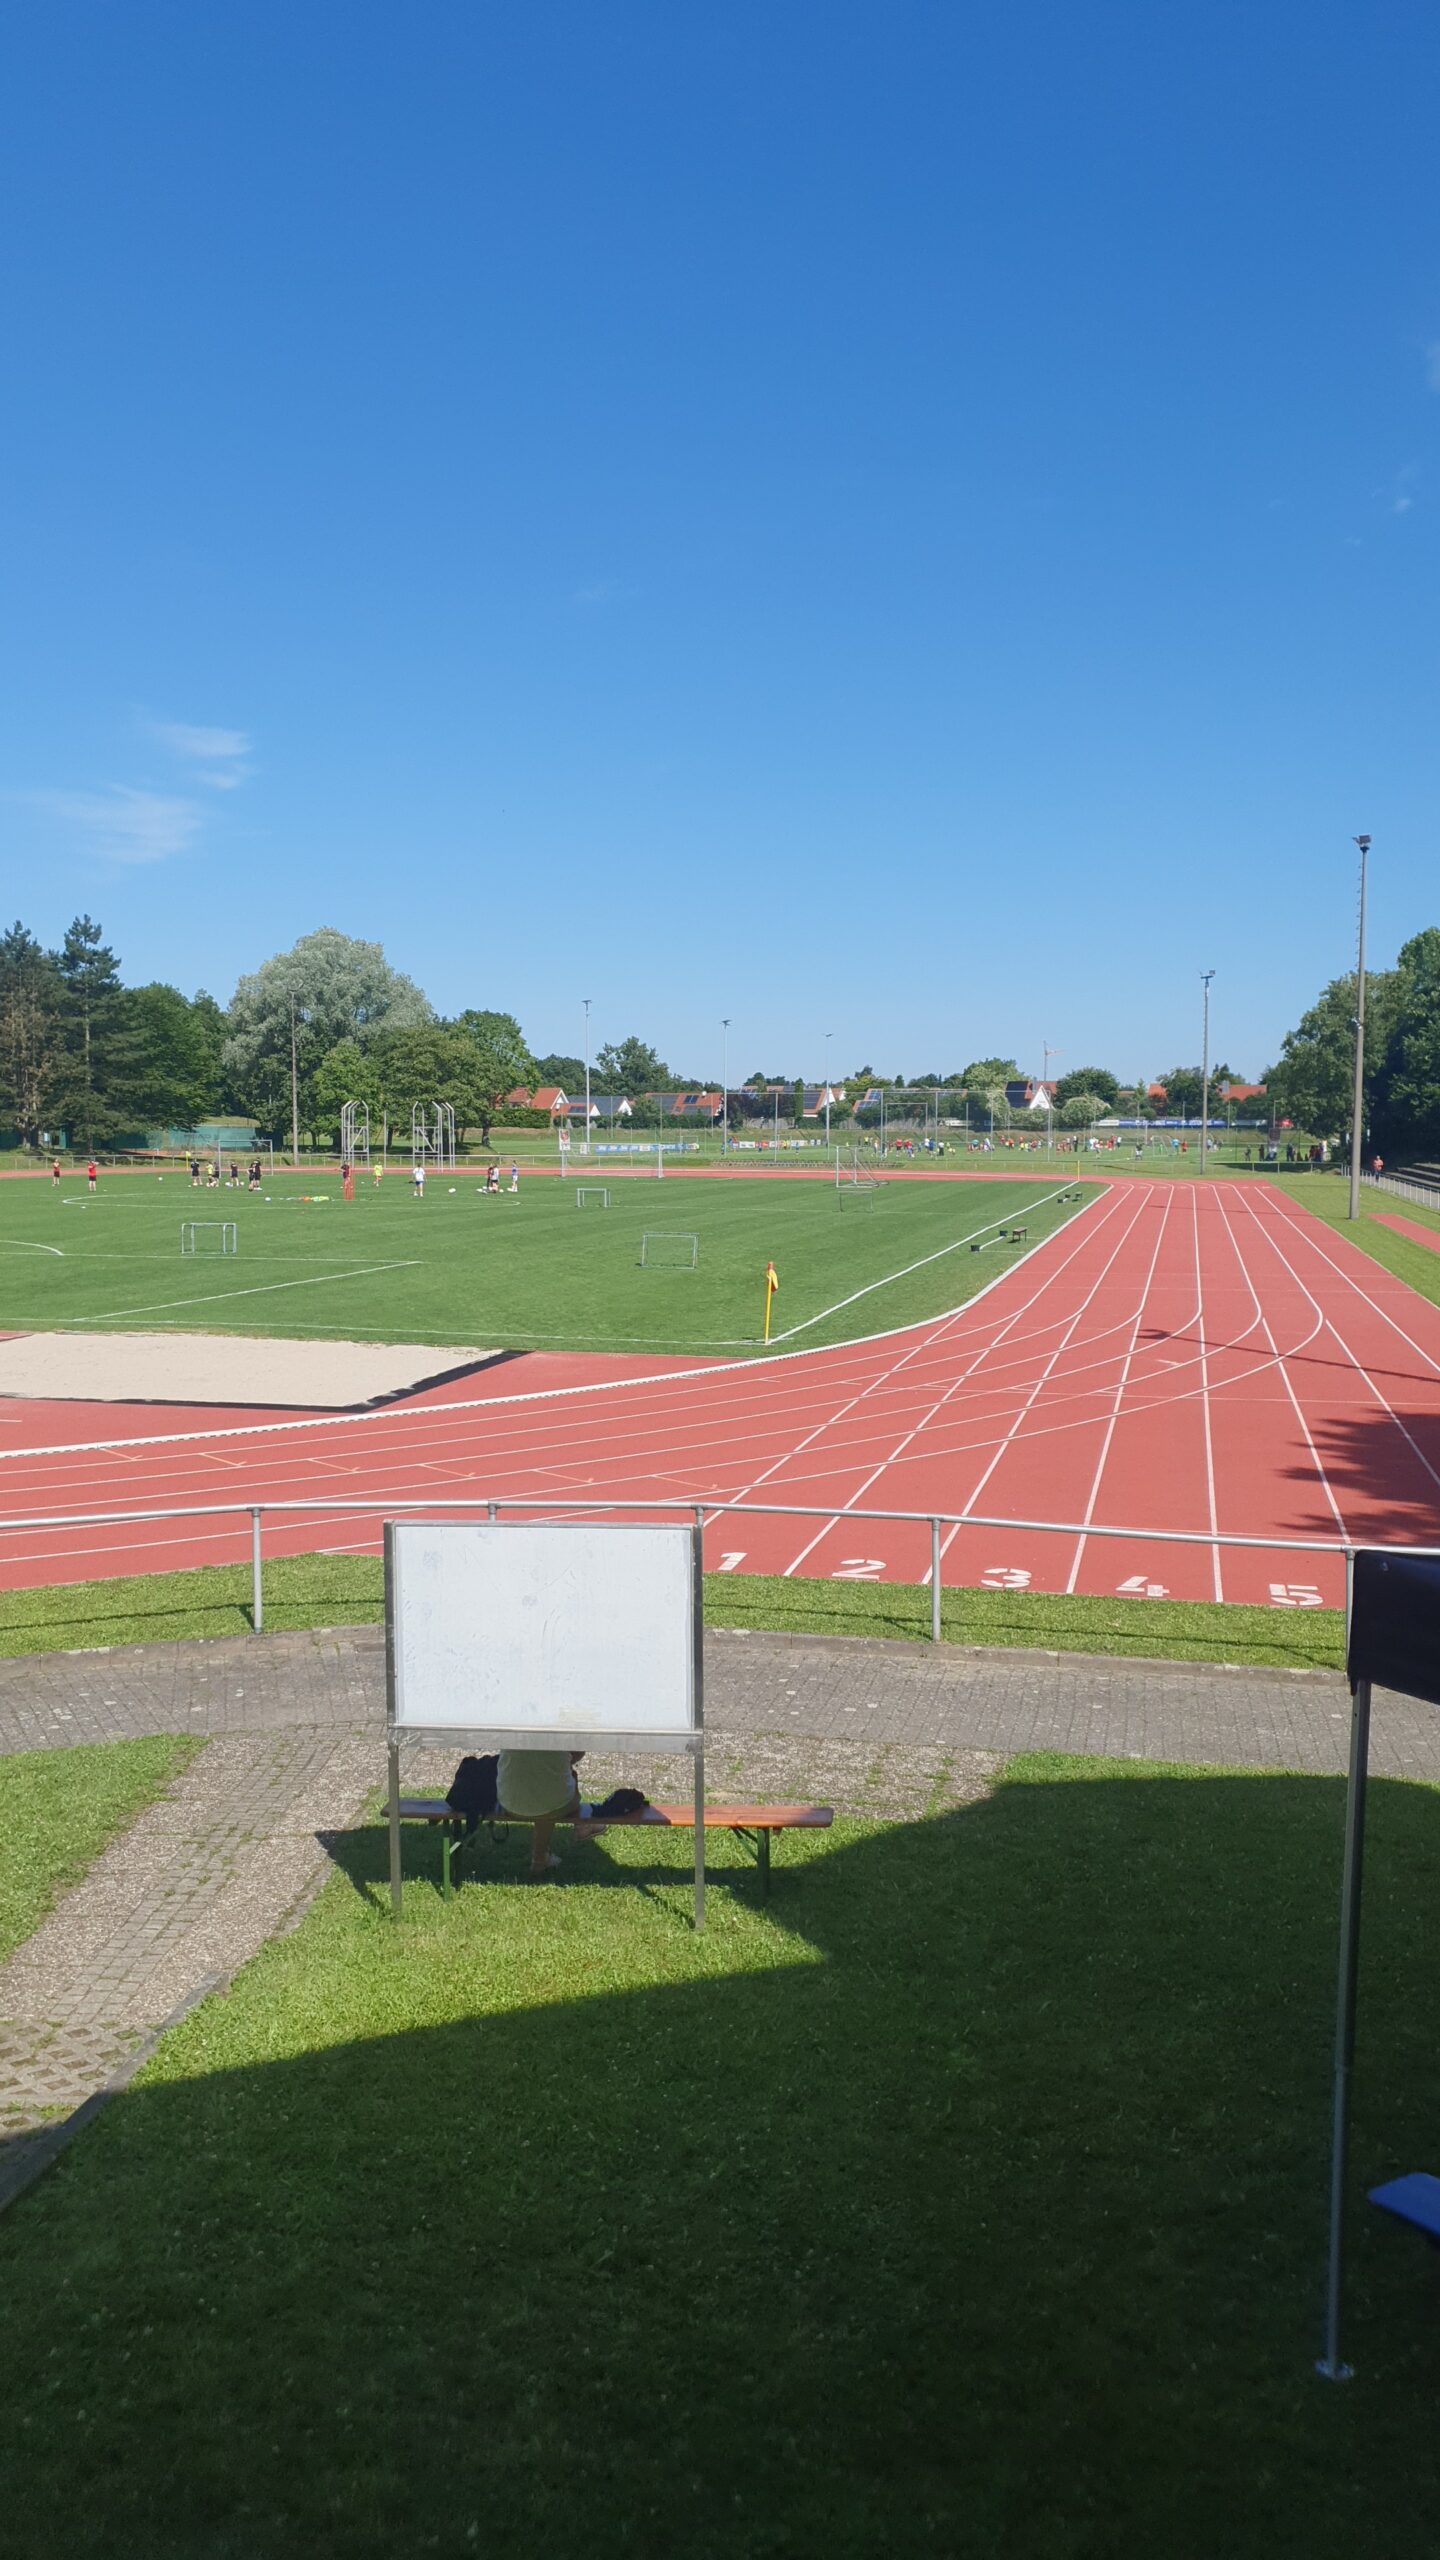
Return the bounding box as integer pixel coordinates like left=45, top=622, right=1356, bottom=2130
left=445, top=1753, right=500, bottom=1832
left=592, top=1786, right=651, bottom=1820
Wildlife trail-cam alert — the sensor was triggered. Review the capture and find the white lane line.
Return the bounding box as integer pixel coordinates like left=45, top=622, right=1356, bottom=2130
left=0, top=1191, right=1118, bottom=1471
left=1227, top=1187, right=1440, bottom=1509
left=1251, top=1187, right=1440, bottom=1383
left=1212, top=1187, right=1349, bottom=1542
left=766, top=1183, right=1081, bottom=1341
left=1192, top=1191, right=1223, bottom=1600
left=1064, top=1187, right=1177, bottom=1593
left=774, top=1191, right=1144, bottom=1577
left=932, top=1187, right=1159, bottom=1575
left=0, top=1242, right=64, bottom=1257
left=58, top=1262, right=422, bottom=1326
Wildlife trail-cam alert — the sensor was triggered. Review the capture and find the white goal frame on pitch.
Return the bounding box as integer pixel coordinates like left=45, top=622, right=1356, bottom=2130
left=180, top=1220, right=237, bottom=1255
left=575, top=1186, right=611, bottom=1208
left=384, top=1518, right=706, bottom=1926
left=640, top=1230, right=699, bottom=1268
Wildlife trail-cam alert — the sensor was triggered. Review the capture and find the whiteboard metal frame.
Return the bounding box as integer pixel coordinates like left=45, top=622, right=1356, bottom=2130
left=384, top=1517, right=706, bottom=1928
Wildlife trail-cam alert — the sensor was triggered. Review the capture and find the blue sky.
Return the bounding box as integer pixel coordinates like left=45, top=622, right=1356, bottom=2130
left=2, top=1, right=1436, bottom=1084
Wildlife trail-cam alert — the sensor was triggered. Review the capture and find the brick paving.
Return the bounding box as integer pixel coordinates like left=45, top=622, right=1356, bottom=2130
left=1, top=1619, right=1434, bottom=1779
left=2, top=1618, right=1434, bottom=2187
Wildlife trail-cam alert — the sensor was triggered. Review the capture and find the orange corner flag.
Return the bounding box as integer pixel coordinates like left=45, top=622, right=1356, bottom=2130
left=763, top=1260, right=779, bottom=1343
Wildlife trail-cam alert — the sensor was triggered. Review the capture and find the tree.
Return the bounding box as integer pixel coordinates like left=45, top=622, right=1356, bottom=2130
left=189, top=991, right=228, bottom=1115
left=52, top=914, right=136, bottom=1148
left=1373, top=929, right=1440, bottom=1158
left=122, top=984, right=222, bottom=1128
left=980, top=1088, right=1011, bottom=1131
left=452, top=1009, right=536, bottom=1144
left=962, top=1057, right=1020, bottom=1091
left=0, top=923, right=62, bottom=1147
left=309, top=1039, right=380, bottom=1147
left=595, top=1035, right=668, bottom=1098
left=1266, top=971, right=1399, bottom=1143
left=1054, top=1066, right=1120, bottom=1111
left=1061, top=1092, right=1106, bottom=1128
left=533, top=1053, right=584, bottom=1089
left=223, top=929, right=432, bottom=1137
left=1155, top=1064, right=1235, bottom=1119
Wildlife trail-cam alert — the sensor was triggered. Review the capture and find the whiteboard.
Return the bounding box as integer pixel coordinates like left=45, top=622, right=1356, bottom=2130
left=386, top=1520, right=700, bottom=1738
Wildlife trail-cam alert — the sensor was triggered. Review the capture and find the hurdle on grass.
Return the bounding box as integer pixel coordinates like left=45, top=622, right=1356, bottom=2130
left=180, top=1221, right=237, bottom=1255
left=640, top=1231, right=698, bottom=1268
left=384, top=1517, right=706, bottom=1928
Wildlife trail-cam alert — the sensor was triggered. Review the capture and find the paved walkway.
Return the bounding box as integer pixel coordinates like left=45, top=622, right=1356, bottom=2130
left=1, top=1622, right=1432, bottom=2189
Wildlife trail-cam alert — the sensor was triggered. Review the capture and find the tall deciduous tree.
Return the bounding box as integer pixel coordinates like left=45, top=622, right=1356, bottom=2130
left=1373, top=929, right=1440, bottom=1157
left=596, top=1035, right=668, bottom=1097
left=122, top=984, right=221, bottom=1127
left=961, top=1056, right=1020, bottom=1091
left=223, top=929, right=432, bottom=1136
left=452, top=1009, right=536, bottom=1143
left=0, top=923, right=62, bottom=1147
left=1054, top=1066, right=1120, bottom=1110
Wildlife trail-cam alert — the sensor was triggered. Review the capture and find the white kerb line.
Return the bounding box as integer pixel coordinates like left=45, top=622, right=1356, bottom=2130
left=765, top=1181, right=1082, bottom=1341
left=1064, top=1184, right=1177, bottom=1594
left=778, top=1194, right=1145, bottom=1578
left=932, top=1184, right=1157, bottom=1575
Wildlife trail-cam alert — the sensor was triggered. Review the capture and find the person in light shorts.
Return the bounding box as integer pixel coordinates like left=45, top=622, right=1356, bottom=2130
left=497, top=1749, right=607, bottom=1879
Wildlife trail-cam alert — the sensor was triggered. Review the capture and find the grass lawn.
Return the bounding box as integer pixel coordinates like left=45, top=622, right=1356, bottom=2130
left=1, top=1756, right=1437, bottom=2555
left=0, top=1733, right=199, bottom=1962
left=1269, top=1172, right=1440, bottom=1314
left=0, top=1165, right=1089, bottom=1356
left=0, top=1552, right=1346, bottom=1670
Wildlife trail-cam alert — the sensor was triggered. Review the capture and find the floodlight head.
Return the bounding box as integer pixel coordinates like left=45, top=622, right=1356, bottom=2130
left=1354, top=834, right=1371, bottom=853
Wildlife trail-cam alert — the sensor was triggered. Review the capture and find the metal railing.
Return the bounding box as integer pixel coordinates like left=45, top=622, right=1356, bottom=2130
left=1358, top=1169, right=1440, bottom=1215
left=0, top=1491, right=1422, bottom=1643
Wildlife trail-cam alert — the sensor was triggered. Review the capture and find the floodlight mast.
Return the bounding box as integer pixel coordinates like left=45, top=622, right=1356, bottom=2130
left=721, top=1017, right=730, bottom=1154
left=1199, top=972, right=1215, bottom=1174
left=1348, top=838, right=1371, bottom=1220
left=582, top=997, right=592, bottom=1162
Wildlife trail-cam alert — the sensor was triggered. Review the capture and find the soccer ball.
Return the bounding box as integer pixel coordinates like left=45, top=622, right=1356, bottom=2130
left=449, top=1186, right=457, bottom=1193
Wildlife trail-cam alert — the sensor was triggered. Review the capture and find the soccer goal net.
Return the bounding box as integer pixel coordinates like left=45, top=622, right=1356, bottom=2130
left=639, top=1230, right=699, bottom=1269
left=181, top=1221, right=237, bottom=1256
left=575, top=1187, right=611, bottom=1208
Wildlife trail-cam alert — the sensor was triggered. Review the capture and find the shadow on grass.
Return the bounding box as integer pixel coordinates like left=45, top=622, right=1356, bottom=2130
left=2, top=1765, right=1440, bottom=2558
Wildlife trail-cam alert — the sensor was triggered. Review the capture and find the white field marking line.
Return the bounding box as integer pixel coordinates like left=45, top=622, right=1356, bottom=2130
left=765, top=1184, right=1081, bottom=1341
left=1191, top=1190, right=1223, bottom=1600
left=775, top=1191, right=1149, bottom=1577
left=1227, top=1188, right=1440, bottom=1510
left=60, top=1262, right=422, bottom=1326
left=0, top=1242, right=64, bottom=1257
left=0, top=1188, right=1120, bottom=1474
left=1064, top=1187, right=1178, bottom=1595
left=1250, top=1185, right=1440, bottom=1384
left=1211, top=1186, right=1349, bottom=1545
left=932, top=1186, right=1160, bottom=1578
left=710, top=1189, right=1134, bottom=1539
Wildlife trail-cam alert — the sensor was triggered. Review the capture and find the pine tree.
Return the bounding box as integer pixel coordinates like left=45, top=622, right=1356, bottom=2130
left=53, top=915, right=134, bottom=1148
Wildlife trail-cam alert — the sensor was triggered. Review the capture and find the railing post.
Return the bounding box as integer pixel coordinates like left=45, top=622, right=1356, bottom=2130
left=930, top=1516, right=942, bottom=1641
left=488, top=1500, right=498, bottom=1522
left=250, top=1506, right=263, bottom=1633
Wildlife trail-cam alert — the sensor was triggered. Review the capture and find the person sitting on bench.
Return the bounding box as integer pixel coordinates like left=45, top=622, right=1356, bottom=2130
left=497, top=1748, right=607, bottom=1880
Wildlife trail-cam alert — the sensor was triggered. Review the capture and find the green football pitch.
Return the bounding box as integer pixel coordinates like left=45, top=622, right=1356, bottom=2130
left=0, top=1169, right=1092, bottom=1357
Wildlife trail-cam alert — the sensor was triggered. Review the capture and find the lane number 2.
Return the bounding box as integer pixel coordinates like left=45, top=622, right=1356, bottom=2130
left=831, top=1558, right=885, bottom=1580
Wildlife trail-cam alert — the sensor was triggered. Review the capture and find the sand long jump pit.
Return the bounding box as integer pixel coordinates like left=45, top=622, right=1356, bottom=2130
left=0, top=1331, right=501, bottom=1409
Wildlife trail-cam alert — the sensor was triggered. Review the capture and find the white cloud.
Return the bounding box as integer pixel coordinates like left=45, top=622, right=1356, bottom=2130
left=146, top=718, right=252, bottom=789
left=29, top=785, right=205, bottom=864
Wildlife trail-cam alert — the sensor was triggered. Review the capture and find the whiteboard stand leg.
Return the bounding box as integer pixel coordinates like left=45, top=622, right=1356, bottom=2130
left=388, top=1737, right=403, bottom=1918
left=693, top=1744, right=705, bottom=1932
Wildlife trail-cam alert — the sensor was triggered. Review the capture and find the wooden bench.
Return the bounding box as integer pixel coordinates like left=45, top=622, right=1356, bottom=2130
left=397, top=1797, right=832, bottom=1900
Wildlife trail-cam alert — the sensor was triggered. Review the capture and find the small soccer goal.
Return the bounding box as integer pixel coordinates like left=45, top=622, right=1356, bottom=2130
left=639, top=1230, right=699, bottom=1269
left=575, top=1186, right=611, bottom=1208
left=181, top=1220, right=237, bottom=1256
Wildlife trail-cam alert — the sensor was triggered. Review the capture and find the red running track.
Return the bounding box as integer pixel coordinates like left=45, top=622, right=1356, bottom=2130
left=3, top=1181, right=1440, bottom=1611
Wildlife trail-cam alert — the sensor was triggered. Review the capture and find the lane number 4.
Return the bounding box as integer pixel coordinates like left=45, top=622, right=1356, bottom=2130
left=1117, top=1574, right=1169, bottom=1599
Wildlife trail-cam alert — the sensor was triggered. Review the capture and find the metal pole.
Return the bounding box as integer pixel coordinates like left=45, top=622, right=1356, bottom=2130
left=722, top=1018, right=729, bottom=1158
left=1348, top=838, right=1370, bottom=1218
left=824, top=1032, right=832, bottom=1147
left=692, top=1510, right=706, bottom=1931
left=289, top=994, right=301, bottom=1169
left=930, top=1516, right=942, bottom=1641
left=250, top=1506, right=263, bottom=1632
left=388, top=1736, right=403, bottom=1918
left=1319, top=1668, right=1372, bottom=2380
left=1200, top=971, right=1215, bottom=1175
left=583, top=997, right=592, bottom=1162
